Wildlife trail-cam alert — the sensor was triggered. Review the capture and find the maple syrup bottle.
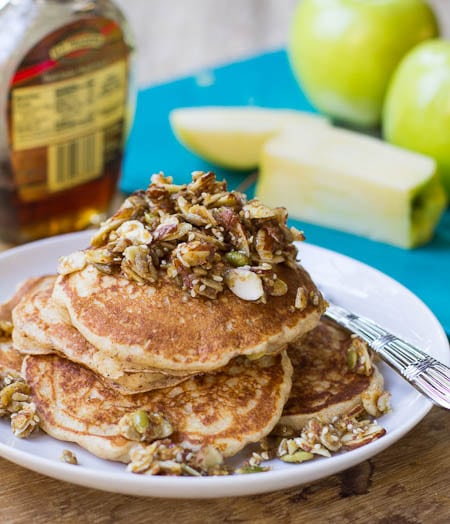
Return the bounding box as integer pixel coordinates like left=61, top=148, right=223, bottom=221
left=0, top=0, right=135, bottom=243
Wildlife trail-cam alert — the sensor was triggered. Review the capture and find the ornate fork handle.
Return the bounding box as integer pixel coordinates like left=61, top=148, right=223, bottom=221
left=325, top=302, right=450, bottom=410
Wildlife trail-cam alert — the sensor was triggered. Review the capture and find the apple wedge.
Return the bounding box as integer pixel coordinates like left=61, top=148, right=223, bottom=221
left=256, top=127, right=447, bottom=248
left=170, top=106, right=328, bottom=170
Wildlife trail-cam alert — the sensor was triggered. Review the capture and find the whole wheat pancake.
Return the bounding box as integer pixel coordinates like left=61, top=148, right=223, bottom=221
left=0, top=277, right=46, bottom=376
left=52, top=263, right=323, bottom=373
left=0, top=340, right=23, bottom=376
left=0, top=276, right=46, bottom=324
left=24, top=350, right=293, bottom=462
left=12, top=277, right=192, bottom=394
left=278, top=317, right=384, bottom=431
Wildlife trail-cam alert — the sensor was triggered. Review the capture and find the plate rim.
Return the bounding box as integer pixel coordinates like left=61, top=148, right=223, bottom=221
left=0, top=231, right=447, bottom=498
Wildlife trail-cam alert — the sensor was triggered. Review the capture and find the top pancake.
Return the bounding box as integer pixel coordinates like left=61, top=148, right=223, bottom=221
left=278, top=317, right=384, bottom=430
left=52, top=262, right=323, bottom=372
left=12, top=276, right=193, bottom=394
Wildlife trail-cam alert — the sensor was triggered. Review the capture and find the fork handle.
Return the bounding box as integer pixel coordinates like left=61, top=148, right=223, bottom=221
left=325, top=303, right=450, bottom=410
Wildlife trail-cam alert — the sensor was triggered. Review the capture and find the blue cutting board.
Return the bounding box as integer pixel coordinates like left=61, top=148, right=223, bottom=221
left=121, top=50, right=450, bottom=335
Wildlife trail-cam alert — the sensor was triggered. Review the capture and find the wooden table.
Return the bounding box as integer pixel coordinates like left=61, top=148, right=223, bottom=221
left=1, top=241, right=449, bottom=523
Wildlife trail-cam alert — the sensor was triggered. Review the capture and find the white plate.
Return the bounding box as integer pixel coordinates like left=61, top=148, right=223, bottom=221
left=0, top=231, right=448, bottom=498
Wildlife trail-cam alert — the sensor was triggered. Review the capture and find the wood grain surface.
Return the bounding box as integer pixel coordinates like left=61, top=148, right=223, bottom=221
left=0, top=407, right=448, bottom=523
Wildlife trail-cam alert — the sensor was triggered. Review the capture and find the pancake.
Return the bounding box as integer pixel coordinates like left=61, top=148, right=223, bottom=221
left=12, top=277, right=192, bottom=394
left=0, top=340, right=23, bottom=376
left=0, top=277, right=45, bottom=377
left=23, top=350, right=293, bottom=462
left=52, top=262, right=323, bottom=373
left=277, top=317, right=385, bottom=431
left=0, top=276, right=46, bottom=324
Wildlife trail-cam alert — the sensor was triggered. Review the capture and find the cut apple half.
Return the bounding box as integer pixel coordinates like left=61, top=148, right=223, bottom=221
left=170, top=106, right=329, bottom=170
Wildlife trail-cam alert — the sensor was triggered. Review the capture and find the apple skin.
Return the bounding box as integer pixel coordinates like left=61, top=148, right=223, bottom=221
left=383, top=39, right=450, bottom=197
left=288, top=0, right=438, bottom=129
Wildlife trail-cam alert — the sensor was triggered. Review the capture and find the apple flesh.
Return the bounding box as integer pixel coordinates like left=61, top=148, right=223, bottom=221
left=170, top=106, right=328, bottom=170
left=288, top=0, right=438, bottom=129
left=256, top=126, right=447, bottom=248
left=383, top=39, right=450, bottom=197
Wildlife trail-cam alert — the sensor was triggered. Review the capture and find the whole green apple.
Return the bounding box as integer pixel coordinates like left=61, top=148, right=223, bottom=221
left=289, top=0, right=438, bottom=128
left=383, top=39, right=450, bottom=197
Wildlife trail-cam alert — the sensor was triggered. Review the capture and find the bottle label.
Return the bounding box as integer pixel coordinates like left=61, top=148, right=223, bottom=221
left=8, top=18, right=130, bottom=201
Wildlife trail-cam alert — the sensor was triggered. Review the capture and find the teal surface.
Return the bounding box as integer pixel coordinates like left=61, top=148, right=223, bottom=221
left=121, top=50, right=450, bottom=334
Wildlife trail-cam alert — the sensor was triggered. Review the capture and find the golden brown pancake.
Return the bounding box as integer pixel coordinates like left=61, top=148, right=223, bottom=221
left=12, top=277, right=192, bottom=394
left=24, top=350, right=293, bottom=462
left=0, top=277, right=46, bottom=377
left=278, top=317, right=384, bottom=431
left=52, top=263, right=323, bottom=372
left=0, top=340, right=23, bottom=376
left=0, top=276, right=47, bottom=323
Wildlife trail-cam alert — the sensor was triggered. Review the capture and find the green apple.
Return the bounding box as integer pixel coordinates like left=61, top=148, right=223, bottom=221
left=170, top=106, right=328, bottom=170
left=383, top=39, right=450, bottom=197
left=288, top=0, right=438, bottom=129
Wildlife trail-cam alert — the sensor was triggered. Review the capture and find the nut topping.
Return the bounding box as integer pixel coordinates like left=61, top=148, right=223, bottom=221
left=58, top=172, right=306, bottom=302
left=224, top=268, right=264, bottom=301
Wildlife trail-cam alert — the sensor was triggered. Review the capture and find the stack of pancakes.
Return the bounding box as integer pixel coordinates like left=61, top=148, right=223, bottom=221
left=0, top=172, right=387, bottom=470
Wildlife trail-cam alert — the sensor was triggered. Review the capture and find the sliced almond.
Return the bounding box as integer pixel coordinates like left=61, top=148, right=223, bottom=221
left=225, top=268, right=264, bottom=301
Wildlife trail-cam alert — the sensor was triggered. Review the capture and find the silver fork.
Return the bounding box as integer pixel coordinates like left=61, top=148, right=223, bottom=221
left=324, top=301, right=450, bottom=410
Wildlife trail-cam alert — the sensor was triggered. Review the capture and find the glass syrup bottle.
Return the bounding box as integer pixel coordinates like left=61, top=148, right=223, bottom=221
left=0, top=0, right=135, bottom=243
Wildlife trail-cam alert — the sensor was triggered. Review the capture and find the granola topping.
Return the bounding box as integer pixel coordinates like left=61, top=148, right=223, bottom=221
left=61, top=449, right=78, bottom=465
left=0, top=373, right=40, bottom=438
left=119, top=409, right=173, bottom=443
left=347, top=337, right=373, bottom=376
left=276, top=405, right=389, bottom=463
left=127, top=440, right=228, bottom=476
left=59, top=172, right=305, bottom=301
left=124, top=399, right=390, bottom=476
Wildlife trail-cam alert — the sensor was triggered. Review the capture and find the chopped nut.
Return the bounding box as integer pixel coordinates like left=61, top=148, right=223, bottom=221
left=117, top=220, right=152, bottom=244
left=127, top=440, right=227, bottom=476
left=145, top=412, right=173, bottom=441
left=280, top=451, right=314, bottom=463
left=10, top=402, right=39, bottom=438
left=132, top=409, right=150, bottom=434
left=61, top=449, right=78, bottom=465
left=119, top=410, right=173, bottom=443
left=341, top=421, right=386, bottom=449
left=57, top=251, right=87, bottom=275
left=348, top=338, right=373, bottom=376
left=295, top=287, right=307, bottom=310
left=84, top=248, right=118, bottom=266
left=0, top=380, right=30, bottom=411
left=275, top=407, right=388, bottom=464
left=191, top=445, right=223, bottom=471
left=225, top=268, right=264, bottom=301
left=242, top=201, right=275, bottom=220
left=121, top=245, right=158, bottom=284
left=268, top=278, right=288, bottom=297
left=235, top=465, right=270, bottom=474
left=76, top=171, right=306, bottom=301
left=309, top=291, right=320, bottom=307
left=362, top=389, right=391, bottom=417
left=225, top=251, right=251, bottom=267
left=347, top=348, right=358, bottom=370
